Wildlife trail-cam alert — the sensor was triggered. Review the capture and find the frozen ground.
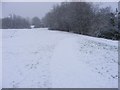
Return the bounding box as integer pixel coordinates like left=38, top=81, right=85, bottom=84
left=2, top=28, right=118, bottom=88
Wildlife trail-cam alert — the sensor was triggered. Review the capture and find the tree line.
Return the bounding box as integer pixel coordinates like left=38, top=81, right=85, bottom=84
left=1, top=14, right=44, bottom=29
left=43, top=2, right=120, bottom=40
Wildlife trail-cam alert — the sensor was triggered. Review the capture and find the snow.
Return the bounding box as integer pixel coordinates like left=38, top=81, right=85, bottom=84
left=2, top=28, right=118, bottom=88
left=0, top=29, right=2, bottom=90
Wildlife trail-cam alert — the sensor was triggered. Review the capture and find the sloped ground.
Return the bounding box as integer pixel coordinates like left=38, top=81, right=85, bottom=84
left=2, top=28, right=118, bottom=88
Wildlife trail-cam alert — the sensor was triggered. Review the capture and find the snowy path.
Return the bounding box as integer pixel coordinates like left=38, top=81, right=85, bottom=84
left=2, top=28, right=118, bottom=88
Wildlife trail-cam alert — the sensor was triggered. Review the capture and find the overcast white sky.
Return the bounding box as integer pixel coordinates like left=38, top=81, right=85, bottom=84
left=1, top=2, right=118, bottom=19
left=2, top=2, right=59, bottom=19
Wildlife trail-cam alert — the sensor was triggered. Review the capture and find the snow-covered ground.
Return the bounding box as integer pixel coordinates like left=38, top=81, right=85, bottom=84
left=2, top=28, right=118, bottom=88
left=0, top=29, right=2, bottom=90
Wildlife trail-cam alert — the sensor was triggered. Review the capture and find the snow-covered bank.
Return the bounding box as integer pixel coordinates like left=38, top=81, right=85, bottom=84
left=2, top=28, right=118, bottom=88
left=51, top=36, right=118, bottom=88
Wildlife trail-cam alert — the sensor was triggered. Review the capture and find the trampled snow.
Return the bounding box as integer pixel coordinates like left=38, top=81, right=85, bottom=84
left=2, top=28, right=118, bottom=88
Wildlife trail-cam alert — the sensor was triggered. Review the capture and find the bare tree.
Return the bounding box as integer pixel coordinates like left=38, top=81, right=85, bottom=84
left=42, top=2, right=120, bottom=40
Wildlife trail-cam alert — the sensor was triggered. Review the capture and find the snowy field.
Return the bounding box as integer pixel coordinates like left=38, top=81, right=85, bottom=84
left=2, top=28, right=118, bottom=88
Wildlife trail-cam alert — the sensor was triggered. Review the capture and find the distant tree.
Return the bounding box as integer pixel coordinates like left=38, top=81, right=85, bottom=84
left=32, top=17, right=42, bottom=28
left=2, top=17, right=12, bottom=29
left=0, top=19, right=2, bottom=29
left=2, top=14, right=30, bottom=29
left=118, top=12, right=120, bottom=30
